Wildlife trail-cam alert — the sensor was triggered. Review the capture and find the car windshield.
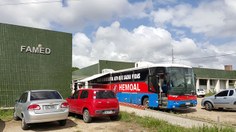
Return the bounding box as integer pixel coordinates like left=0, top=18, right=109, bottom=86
left=96, top=90, right=116, bottom=99
left=198, top=89, right=204, bottom=92
left=30, top=91, right=62, bottom=100
left=167, top=67, right=196, bottom=95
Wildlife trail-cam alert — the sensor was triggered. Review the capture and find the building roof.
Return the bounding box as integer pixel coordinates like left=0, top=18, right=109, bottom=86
left=193, top=67, right=236, bottom=79
left=78, top=72, right=109, bottom=83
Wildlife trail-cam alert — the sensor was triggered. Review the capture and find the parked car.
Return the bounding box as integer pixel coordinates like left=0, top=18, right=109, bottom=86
left=13, top=90, right=69, bottom=130
left=196, top=88, right=206, bottom=97
left=66, top=88, right=119, bottom=123
left=201, top=89, right=236, bottom=111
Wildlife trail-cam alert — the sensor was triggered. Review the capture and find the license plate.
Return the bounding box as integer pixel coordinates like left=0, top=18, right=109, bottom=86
left=185, top=102, right=191, bottom=105
left=44, top=105, right=55, bottom=110
left=103, top=111, right=113, bottom=114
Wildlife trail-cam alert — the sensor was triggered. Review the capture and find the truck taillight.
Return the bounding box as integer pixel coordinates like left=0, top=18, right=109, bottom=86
left=28, top=104, right=41, bottom=110
left=61, top=102, right=69, bottom=108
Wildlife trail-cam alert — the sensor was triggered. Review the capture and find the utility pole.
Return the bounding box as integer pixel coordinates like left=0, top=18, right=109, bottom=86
left=172, top=46, right=174, bottom=64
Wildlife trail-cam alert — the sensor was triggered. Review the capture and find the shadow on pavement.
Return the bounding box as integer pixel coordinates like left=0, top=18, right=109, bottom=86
left=158, top=108, right=197, bottom=114
left=152, top=107, right=197, bottom=114
left=0, top=119, right=5, bottom=132
left=69, top=113, right=121, bottom=123
left=28, top=119, right=77, bottom=131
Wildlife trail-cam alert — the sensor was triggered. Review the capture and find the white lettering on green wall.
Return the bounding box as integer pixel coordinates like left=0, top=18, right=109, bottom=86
left=20, top=44, right=51, bottom=55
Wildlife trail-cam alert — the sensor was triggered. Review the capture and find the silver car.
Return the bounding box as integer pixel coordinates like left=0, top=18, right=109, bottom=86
left=13, top=90, right=69, bottom=130
left=201, top=89, right=236, bottom=111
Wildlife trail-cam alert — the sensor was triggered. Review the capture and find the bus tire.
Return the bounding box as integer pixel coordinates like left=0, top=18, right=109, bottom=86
left=142, top=97, right=149, bottom=107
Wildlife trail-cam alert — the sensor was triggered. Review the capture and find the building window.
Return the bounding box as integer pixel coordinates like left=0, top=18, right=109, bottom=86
left=199, top=79, right=207, bottom=85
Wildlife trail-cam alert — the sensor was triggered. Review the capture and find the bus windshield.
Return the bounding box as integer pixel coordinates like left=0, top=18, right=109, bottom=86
left=166, top=67, right=195, bottom=95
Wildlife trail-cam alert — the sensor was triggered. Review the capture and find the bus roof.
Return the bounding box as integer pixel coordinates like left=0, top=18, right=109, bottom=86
left=77, top=63, right=192, bottom=83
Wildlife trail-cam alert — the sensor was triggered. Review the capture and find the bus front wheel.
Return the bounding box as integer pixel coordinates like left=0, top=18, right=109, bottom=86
left=142, top=98, right=149, bottom=107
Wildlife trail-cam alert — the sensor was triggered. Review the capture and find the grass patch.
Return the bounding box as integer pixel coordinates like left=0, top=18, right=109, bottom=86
left=0, top=109, right=13, bottom=121
left=120, top=111, right=234, bottom=132
left=205, top=90, right=216, bottom=97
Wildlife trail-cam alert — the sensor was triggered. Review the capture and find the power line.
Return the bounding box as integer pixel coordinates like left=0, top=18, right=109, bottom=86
left=179, top=52, right=236, bottom=61
left=0, top=1, right=60, bottom=6
left=0, top=0, right=78, bottom=7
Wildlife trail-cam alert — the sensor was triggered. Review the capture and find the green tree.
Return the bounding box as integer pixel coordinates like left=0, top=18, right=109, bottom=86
left=72, top=67, right=79, bottom=72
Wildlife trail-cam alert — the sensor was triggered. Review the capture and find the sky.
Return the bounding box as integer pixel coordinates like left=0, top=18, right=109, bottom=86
left=0, top=0, right=236, bottom=70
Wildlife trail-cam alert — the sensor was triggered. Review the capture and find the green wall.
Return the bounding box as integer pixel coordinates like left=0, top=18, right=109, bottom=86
left=72, top=60, right=135, bottom=80
left=0, top=23, right=72, bottom=107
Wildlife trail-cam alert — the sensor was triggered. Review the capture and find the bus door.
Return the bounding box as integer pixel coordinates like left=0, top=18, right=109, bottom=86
left=148, top=67, right=168, bottom=107
left=148, top=75, right=159, bottom=93
left=148, top=67, right=166, bottom=94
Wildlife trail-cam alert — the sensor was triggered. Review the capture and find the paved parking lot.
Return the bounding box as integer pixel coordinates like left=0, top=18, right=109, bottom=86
left=1, top=98, right=236, bottom=131
left=175, top=98, right=236, bottom=127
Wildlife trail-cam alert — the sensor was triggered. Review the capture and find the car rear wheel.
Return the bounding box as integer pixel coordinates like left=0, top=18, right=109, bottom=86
left=205, top=102, right=213, bottom=111
left=58, top=119, right=67, bottom=126
left=21, top=116, right=29, bottom=130
left=13, top=110, right=20, bottom=121
left=83, top=109, right=92, bottom=123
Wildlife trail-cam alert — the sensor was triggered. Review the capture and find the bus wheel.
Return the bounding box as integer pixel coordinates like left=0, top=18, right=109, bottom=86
left=142, top=98, right=149, bottom=107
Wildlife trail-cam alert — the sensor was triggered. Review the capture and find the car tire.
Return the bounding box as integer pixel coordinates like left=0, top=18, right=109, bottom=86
left=13, top=110, right=20, bottom=121
left=83, top=109, right=92, bottom=123
left=142, top=97, right=149, bottom=107
left=58, top=119, right=67, bottom=126
left=21, top=116, right=29, bottom=130
left=204, top=102, right=213, bottom=111
left=110, top=114, right=119, bottom=121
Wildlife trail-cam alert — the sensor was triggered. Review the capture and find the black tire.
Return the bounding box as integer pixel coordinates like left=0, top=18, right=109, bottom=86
left=58, top=119, right=67, bottom=126
left=142, top=97, right=149, bottom=107
left=13, top=110, right=20, bottom=121
left=83, top=109, right=92, bottom=123
left=205, top=102, right=213, bottom=111
left=21, top=116, right=29, bottom=130
left=110, top=114, right=119, bottom=121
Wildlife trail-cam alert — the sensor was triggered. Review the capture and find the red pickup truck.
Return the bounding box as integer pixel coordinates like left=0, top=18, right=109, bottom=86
left=66, top=88, right=119, bottom=123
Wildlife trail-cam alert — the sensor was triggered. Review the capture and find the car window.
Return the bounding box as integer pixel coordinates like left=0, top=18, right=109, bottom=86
left=96, top=90, right=116, bottom=99
left=19, top=92, right=28, bottom=103
left=80, top=90, right=88, bottom=99
left=216, top=90, right=228, bottom=97
left=229, top=90, right=234, bottom=96
left=72, top=91, right=79, bottom=99
left=30, top=91, right=62, bottom=100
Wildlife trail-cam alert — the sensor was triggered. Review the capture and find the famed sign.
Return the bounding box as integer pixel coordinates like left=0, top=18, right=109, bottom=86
left=20, top=44, right=51, bottom=55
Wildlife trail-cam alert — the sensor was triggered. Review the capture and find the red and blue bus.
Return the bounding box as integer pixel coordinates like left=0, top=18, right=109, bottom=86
left=78, top=64, right=197, bottom=109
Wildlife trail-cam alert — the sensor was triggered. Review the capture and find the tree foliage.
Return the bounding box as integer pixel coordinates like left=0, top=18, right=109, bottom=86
left=72, top=67, right=79, bottom=72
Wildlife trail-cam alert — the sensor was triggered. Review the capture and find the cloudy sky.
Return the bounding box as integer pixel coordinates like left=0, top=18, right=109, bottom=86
left=1, top=0, right=236, bottom=70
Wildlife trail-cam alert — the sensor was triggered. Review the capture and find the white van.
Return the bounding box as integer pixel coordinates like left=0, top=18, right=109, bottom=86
left=197, top=88, right=206, bottom=97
